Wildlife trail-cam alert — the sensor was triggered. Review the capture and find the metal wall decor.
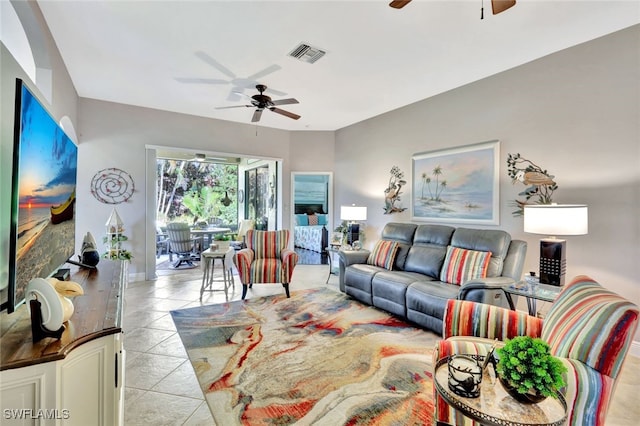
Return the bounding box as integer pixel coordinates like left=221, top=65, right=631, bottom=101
left=384, top=166, right=407, bottom=214
left=506, top=153, right=558, bottom=217
left=91, top=168, right=135, bottom=204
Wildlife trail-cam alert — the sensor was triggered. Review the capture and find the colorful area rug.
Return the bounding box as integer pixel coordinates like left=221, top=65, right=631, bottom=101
left=171, top=287, right=437, bottom=425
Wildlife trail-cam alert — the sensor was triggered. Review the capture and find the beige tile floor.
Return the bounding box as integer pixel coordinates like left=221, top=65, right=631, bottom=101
left=123, top=261, right=639, bottom=425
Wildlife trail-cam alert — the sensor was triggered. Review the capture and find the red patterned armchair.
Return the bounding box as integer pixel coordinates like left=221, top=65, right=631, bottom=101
left=433, top=275, right=638, bottom=426
left=233, top=230, right=299, bottom=300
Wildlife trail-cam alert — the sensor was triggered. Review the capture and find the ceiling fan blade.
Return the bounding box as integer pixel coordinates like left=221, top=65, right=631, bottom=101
left=194, top=51, right=236, bottom=79
left=270, top=107, right=301, bottom=120
left=264, top=87, right=287, bottom=97
left=271, top=98, right=299, bottom=106
left=251, top=109, right=263, bottom=123
left=215, top=105, right=251, bottom=110
left=175, top=77, right=229, bottom=85
left=389, top=0, right=411, bottom=9
left=492, top=0, right=516, bottom=15
left=246, top=64, right=282, bottom=81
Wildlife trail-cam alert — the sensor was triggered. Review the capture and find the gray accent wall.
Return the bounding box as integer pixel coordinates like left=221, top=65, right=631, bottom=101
left=334, top=25, right=640, bottom=334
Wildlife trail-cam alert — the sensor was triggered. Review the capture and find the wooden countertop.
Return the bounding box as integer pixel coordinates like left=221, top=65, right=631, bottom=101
left=0, top=260, right=127, bottom=371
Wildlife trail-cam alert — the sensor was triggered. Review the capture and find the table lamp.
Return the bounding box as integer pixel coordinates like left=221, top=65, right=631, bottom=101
left=340, top=205, right=367, bottom=245
left=523, top=204, right=588, bottom=286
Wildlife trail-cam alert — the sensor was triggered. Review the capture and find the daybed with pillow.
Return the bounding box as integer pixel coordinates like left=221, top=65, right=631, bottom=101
left=338, top=222, right=527, bottom=334
left=293, top=204, right=329, bottom=253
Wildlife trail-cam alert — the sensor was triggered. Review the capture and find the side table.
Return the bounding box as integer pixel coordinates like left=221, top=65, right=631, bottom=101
left=502, top=282, right=561, bottom=317
left=434, top=355, right=567, bottom=426
left=200, top=247, right=235, bottom=300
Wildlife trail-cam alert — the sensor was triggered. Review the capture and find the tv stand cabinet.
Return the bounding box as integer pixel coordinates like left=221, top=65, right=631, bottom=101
left=0, top=260, right=127, bottom=425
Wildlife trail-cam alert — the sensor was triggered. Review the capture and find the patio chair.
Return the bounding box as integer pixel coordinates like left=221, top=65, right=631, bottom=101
left=166, top=222, right=199, bottom=268
left=156, top=226, right=169, bottom=258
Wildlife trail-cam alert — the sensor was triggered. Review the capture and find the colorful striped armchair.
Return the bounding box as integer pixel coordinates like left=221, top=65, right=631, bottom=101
left=433, top=275, right=638, bottom=426
left=233, top=230, right=299, bottom=300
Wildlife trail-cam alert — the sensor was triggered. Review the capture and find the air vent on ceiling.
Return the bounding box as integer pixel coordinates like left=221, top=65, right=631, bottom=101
left=288, top=43, right=326, bottom=64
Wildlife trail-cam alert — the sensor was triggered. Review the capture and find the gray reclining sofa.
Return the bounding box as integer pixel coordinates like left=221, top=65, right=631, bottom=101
left=338, top=222, right=527, bottom=334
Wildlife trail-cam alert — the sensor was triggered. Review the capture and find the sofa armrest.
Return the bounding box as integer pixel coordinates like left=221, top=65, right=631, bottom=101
left=457, top=276, right=517, bottom=308
left=338, top=250, right=370, bottom=267
left=443, top=299, right=543, bottom=340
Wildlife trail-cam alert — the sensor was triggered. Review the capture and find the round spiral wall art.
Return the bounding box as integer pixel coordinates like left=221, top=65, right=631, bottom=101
left=91, top=168, right=135, bottom=204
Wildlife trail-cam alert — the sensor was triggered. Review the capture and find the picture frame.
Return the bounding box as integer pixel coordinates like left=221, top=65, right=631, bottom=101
left=330, top=231, right=343, bottom=246
left=411, top=140, right=500, bottom=225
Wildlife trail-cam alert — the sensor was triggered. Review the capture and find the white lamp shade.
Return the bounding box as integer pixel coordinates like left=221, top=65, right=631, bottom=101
left=524, top=204, right=588, bottom=236
left=340, top=205, right=367, bottom=221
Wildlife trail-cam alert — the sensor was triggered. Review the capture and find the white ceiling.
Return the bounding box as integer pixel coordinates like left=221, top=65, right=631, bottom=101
left=37, top=1, right=640, bottom=131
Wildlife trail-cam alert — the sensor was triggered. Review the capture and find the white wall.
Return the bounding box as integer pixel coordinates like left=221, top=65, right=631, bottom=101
left=76, top=99, right=336, bottom=279
left=334, top=25, right=640, bottom=341
left=1, top=0, right=78, bottom=307
left=2, top=3, right=637, bottom=345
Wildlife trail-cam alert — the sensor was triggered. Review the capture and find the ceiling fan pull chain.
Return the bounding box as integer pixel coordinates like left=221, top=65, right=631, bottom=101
left=481, top=0, right=485, bottom=19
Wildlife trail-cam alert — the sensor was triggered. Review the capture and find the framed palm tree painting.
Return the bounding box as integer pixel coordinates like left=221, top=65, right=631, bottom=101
left=411, top=140, right=500, bottom=225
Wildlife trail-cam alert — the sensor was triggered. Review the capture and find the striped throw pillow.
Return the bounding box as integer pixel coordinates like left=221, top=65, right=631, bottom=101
left=440, top=246, right=492, bottom=285
left=367, top=240, right=400, bottom=270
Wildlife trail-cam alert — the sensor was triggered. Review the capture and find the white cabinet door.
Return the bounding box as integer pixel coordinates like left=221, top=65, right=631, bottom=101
left=57, top=334, right=123, bottom=426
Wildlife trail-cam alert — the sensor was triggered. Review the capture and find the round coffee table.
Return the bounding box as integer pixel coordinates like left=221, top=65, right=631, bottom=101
left=434, top=356, right=567, bottom=426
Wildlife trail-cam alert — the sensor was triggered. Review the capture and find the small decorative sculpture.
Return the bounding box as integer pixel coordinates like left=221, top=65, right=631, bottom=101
left=50, top=278, right=84, bottom=323
left=507, top=153, right=558, bottom=216
left=80, top=231, right=100, bottom=266
left=384, top=166, right=407, bottom=214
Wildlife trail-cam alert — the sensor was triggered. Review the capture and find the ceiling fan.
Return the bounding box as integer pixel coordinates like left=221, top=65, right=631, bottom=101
left=390, top=0, right=516, bottom=15
left=216, top=84, right=301, bottom=123
left=176, top=51, right=285, bottom=102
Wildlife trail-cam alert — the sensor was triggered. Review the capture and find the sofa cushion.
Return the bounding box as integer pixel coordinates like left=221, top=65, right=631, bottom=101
left=450, top=228, right=510, bottom=277
left=380, top=223, right=417, bottom=269
left=440, top=246, right=492, bottom=285
left=402, top=225, right=454, bottom=278
left=367, top=240, right=400, bottom=270
left=406, top=280, right=460, bottom=332
left=372, top=272, right=420, bottom=317
left=344, top=264, right=383, bottom=305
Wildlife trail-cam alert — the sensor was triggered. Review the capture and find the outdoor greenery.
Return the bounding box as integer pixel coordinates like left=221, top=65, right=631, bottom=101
left=496, top=336, right=567, bottom=398
left=156, top=159, right=238, bottom=226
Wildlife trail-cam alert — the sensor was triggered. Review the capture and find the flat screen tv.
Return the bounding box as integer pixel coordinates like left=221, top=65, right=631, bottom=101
left=3, top=78, right=78, bottom=313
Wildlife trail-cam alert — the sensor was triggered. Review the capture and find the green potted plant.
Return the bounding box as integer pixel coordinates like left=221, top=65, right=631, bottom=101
left=213, top=233, right=231, bottom=251
left=495, top=336, right=567, bottom=403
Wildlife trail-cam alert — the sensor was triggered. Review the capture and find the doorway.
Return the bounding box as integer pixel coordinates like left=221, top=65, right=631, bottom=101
left=291, top=172, right=333, bottom=265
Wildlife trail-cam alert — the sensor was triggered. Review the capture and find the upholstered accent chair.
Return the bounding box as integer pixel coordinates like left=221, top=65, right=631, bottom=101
left=234, top=229, right=299, bottom=299
left=433, top=275, right=638, bottom=426
left=166, top=222, right=199, bottom=268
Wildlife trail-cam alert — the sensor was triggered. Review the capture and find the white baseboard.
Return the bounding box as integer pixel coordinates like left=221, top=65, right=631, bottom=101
left=128, top=272, right=146, bottom=283
left=630, top=341, right=640, bottom=358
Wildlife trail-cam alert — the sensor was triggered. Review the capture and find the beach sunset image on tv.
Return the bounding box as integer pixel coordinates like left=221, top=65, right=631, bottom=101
left=8, top=80, right=78, bottom=312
